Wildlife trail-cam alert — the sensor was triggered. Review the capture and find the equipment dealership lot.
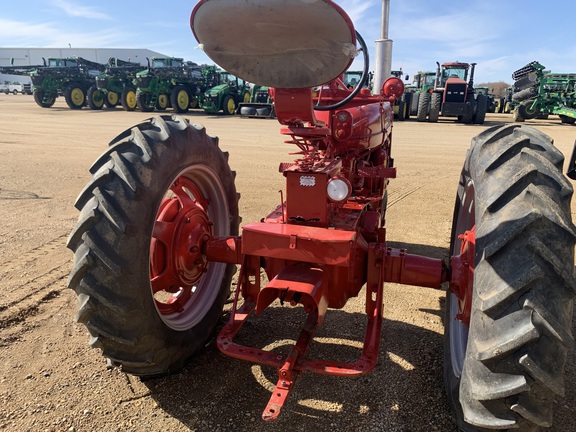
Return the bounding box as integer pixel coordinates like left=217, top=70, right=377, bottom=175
left=0, top=95, right=574, bottom=431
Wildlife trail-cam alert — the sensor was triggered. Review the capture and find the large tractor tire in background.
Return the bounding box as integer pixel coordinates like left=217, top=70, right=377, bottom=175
left=136, top=92, right=154, bottom=112
left=473, top=93, right=488, bottom=124
left=409, top=93, right=419, bottom=116
left=428, top=92, right=441, bottom=122
left=121, top=87, right=137, bottom=111
left=445, top=124, right=575, bottom=431
left=403, top=93, right=413, bottom=120
left=105, top=91, right=119, bottom=108
left=395, top=100, right=406, bottom=121
left=87, top=85, right=104, bottom=110
left=171, top=85, right=190, bottom=113
left=33, top=90, right=56, bottom=108
left=156, top=93, right=170, bottom=111
left=417, top=92, right=430, bottom=122
left=65, top=85, right=86, bottom=109
left=67, top=115, right=240, bottom=376
left=222, top=95, right=236, bottom=115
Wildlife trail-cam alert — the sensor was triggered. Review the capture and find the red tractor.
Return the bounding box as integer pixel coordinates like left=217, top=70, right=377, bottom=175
left=67, top=1, right=575, bottom=430
left=417, top=61, right=487, bottom=124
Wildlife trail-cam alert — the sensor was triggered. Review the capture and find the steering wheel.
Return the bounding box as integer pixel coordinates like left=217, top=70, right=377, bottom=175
left=314, top=31, right=370, bottom=111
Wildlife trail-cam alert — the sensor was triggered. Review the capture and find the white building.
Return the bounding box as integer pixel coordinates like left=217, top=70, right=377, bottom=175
left=0, top=47, right=168, bottom=84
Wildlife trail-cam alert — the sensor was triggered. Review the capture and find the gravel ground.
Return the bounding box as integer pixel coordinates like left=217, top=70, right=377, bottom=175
left=0, top=95, right=574, bottom=431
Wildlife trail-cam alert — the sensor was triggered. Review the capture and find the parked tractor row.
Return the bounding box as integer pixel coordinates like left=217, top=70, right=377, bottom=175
left=0, top=56, right=252, bottom=115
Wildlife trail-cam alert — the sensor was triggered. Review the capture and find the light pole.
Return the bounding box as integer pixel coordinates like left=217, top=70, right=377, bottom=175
left=372, top=0, right=393, bottom=94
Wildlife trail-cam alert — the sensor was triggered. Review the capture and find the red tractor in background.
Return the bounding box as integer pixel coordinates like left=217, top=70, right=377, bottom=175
left=417, top=61, right=487, bottom=124
left=67, top=0, right=575, bottom=430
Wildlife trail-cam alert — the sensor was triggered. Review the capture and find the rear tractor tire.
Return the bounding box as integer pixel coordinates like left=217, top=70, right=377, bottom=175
left=417, top=92, right=430, bottom=122
left=473, top=93, right=487, bottom=124
left=171, top=86, right=190, bottom=113
left=156, top=93, right=170, bottom=111
left=87, top=85, right=104, bottom=110
left=445, top=124, right=575, bottom=431
left=105, top=91, right=119, bottom=108
left=67, top=115, right=240, bottom=376
left=403, top=93, right=413, bottom=120
left=33, top=89, right=56, bottom=108
left=428, top=92, right=441, bottom=122
left=222, top=95, right=236, bottom=115
left=65, top=85, right=86, bottom=109
left=396, top=100, right=406, bottom=121
left=409, top=93, right=419, bottom=116
left=136, top=91, right=154, bottom=112
left=121, top=88, right=137, bottom=111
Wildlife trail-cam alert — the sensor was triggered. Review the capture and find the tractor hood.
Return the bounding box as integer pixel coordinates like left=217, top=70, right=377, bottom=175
left=205, top=83, right=228, bottom=95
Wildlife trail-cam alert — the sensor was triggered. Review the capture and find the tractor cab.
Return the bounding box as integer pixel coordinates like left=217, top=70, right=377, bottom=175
left=438, top=62, right=470, bottom=88
left=150, top=57, right=183, bottom=68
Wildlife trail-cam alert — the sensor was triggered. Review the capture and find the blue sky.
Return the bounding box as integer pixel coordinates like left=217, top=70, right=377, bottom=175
left=1, top=0, right=575, bottom=84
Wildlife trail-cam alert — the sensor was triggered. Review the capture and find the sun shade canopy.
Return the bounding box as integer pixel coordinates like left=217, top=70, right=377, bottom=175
left=191, top=0, right=357, bottom=88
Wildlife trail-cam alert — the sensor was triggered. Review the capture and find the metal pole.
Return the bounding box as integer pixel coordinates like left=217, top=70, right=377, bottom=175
left=373, top=0, right=393, bottom=95
left=381, top=0, right=389, bottom=39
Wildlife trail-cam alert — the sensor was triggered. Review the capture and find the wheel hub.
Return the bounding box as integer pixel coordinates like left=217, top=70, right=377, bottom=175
left=174, top=206, right=211, bottom=285
left=449, top=227, right=475, bottom=326
left=150, top=176, right=213, bottom=315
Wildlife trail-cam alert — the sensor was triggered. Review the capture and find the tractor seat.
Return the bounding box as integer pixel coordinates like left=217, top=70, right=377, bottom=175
left=191, top=0, right=356, bottom=89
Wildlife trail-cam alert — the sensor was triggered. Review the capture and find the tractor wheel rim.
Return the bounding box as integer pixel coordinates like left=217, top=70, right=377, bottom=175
left=93, top=91, right=103, bottom=107
left=178, top=91, right=189, bottom=109
left=127, top=91, right=136, bottom=108
left=158, top=94, right=168, bottom=109
left=449, top=180, right=475, bottom=378
left=227, top=98, right=235, bottom=113
left=149, top=166, right=229, bottom=330
left=108, top=92, right=119, bottom=105
left=71, top=88, right=84, bottom=105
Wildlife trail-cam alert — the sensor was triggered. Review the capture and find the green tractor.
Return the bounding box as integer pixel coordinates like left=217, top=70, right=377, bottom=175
left=510, top=61, right=576, bottom=124
left=25, top=57, right=106, bottom=109
left=87, top=57, right=144, bottom=111
left=134, top=57, right=204, bottom=113
left=475, top=86, right=496, bottom=113
left=391, top=70, right=410, bottom=120
left=201, top=70, right=251, bottom=115
left=342, top=70, right=373, bottom=90
left=407, top=71, right=436, bottom=117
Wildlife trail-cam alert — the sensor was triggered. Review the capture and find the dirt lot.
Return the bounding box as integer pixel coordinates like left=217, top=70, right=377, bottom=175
left=0, top=95, right=575, bottom=432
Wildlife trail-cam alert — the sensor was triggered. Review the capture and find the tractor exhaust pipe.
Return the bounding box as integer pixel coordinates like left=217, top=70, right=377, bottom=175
left=469, top=62, right=477, bottom=90
left=372, top=0, right=393, bottom=95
